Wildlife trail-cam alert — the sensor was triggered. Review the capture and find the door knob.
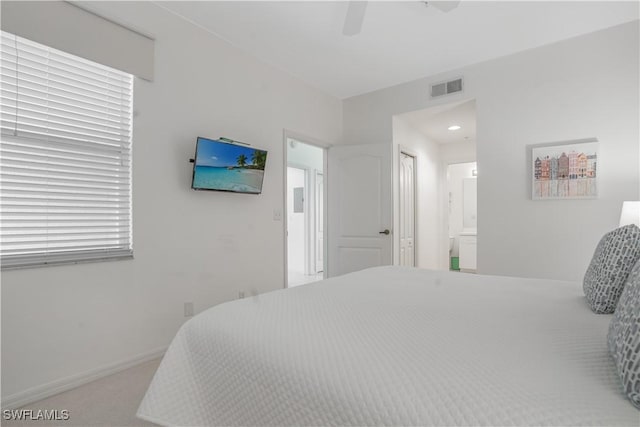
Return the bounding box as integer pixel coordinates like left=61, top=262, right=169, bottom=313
left=379, top=229, right=390, bottom=235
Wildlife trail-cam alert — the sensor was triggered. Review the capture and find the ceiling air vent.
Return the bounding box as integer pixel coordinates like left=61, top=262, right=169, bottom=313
left=430, top=77, right=463, bottom=98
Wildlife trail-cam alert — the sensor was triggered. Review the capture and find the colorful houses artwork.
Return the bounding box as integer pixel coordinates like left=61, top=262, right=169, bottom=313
left=532, top=141, right=598, bottom=199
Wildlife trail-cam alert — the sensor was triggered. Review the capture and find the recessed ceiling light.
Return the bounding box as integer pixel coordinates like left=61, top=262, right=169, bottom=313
left=448, top=125, right=461, bottom=131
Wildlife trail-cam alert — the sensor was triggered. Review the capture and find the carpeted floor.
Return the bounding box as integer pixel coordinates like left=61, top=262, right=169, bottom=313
left=3, top=358, right=161, bottom=427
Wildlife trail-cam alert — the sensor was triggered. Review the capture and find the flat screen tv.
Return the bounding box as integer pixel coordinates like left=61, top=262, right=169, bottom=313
left=191, top=137, right=268, bottom=194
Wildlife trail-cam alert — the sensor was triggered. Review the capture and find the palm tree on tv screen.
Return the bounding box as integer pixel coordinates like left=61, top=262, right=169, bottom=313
left=237, top=154, right=247, bottom=167
left=251, top=150, right=266, bottom=169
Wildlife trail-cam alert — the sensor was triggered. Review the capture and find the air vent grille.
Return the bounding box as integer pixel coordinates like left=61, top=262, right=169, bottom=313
left=430, top=77, right=463, bottom=98
left=431, top=83, right=447, bottom=97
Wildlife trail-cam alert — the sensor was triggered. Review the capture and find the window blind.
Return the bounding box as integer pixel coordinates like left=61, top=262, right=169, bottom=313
left=1, top=31, right=133, bottom=269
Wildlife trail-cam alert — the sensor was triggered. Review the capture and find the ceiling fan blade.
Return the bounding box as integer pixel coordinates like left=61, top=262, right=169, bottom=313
left=428, top=1, right=461, bottom=13
left=343, top=1, right=368, bottom=36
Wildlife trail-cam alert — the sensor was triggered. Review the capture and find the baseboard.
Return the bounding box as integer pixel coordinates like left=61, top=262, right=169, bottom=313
left=1, top=346, right=167, bottom=410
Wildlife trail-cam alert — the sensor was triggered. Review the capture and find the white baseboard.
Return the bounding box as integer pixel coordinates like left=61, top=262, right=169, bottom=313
left=1, top=346, right=167, bottom=410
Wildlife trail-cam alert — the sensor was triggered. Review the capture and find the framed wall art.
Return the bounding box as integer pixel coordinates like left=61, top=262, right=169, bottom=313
left=531, top=140, right=598, bottom=200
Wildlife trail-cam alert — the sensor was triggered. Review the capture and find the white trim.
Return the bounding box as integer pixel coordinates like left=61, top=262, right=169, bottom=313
left=283, top=133, right=289, bottom=288
left=1, top=346, right=166, bottom=410
left=283, top=129, right=331, bottom=150
left=314, top=170, right=325, bottom=274
left=398, top=147, right=418, bottom=267
left=1, top=253, right=133, bottom=271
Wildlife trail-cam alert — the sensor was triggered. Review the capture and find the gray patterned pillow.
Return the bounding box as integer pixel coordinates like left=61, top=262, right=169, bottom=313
left=607, top=258, right=640, bottom=409
left=583, top=224, right=640, bottom=314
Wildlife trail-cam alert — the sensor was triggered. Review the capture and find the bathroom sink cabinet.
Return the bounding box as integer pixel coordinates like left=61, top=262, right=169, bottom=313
left=459, top=234, right=477, bottom=273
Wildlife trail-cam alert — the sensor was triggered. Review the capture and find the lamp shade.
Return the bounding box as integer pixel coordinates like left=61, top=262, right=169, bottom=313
left=619, top=201, right=640, bottom=227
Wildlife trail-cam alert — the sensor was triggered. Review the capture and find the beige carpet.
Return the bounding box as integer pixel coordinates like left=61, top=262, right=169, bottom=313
left=3, top=358, right=161, bottom=427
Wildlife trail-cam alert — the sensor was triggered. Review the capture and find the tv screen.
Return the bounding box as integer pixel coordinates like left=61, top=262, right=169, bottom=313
left=191, top=137, right=268, bottom=194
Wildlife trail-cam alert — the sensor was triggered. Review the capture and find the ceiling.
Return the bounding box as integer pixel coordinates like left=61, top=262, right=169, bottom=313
left=154, top=1, right=638, bottom=99
left=400, top=99, right=476, bottom=144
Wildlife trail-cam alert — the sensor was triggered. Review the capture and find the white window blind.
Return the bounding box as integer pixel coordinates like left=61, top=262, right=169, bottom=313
left=1, top=31, right=133, bottom=269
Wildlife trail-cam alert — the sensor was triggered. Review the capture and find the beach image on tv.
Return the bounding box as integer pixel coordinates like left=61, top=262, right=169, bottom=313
left=192, top=138, right=267, bottom=193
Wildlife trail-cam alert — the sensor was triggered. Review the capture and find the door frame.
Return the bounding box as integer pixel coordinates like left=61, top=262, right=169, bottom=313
left=287, top=163, right=322, bottom=276
left=283, top=129, right=330, bottom=288
left=314, top=170, right=324, bottom=274
left=398, top=146, right=418, bottom=267
left=441, top=160, right=477, bottom=270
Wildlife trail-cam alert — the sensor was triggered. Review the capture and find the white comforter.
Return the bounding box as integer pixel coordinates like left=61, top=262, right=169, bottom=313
left=138, top=267, right=638, bottom=426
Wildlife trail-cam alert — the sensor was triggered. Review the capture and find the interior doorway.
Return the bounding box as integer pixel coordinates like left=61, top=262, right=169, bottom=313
left=285, top=137, right=325, bottom=287
left=447, top=162, right=477, bottom=273
left=392, top=99, right=477, bottom=270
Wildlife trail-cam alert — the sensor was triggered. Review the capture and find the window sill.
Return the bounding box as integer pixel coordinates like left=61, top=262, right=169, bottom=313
left=1, top=253, right=134, bottom=271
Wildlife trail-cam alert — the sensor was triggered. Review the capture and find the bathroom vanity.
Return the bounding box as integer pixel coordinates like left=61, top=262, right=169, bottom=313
left=459, top=177, right=477, bottom=273
left=459, top=231, right=477, bottom=272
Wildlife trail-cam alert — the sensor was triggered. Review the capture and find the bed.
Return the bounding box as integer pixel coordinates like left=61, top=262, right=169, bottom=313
left=137, top=266, right=638, bottom=426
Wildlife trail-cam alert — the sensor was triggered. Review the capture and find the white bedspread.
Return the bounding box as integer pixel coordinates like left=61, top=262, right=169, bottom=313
left=138, top=267, right=638, bottom=426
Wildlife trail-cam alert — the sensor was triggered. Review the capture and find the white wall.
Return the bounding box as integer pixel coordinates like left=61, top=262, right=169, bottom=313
left=440, top=140, right=476, bottom=166
left=287, top=139, right=324, bottom=171
left=392, top=117, right=440, bottom=269
left=345, top=21, right=640, bottom=281
left=1, top=2, right=342, bottom=404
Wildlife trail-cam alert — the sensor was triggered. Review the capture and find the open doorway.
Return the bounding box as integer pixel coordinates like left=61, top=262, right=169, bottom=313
left=447, top=162, right=477, bottom=273
left=392, top=99, right=477, bottom=271
left=285, top=137, right=325, bottom=287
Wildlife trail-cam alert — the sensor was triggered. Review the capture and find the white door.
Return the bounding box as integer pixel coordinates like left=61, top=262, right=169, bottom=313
left=315, top=172, right=324, bottom=273
left=327, top=144, right=392, bottom=277
left=399, top=152, right=415, bottom=266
